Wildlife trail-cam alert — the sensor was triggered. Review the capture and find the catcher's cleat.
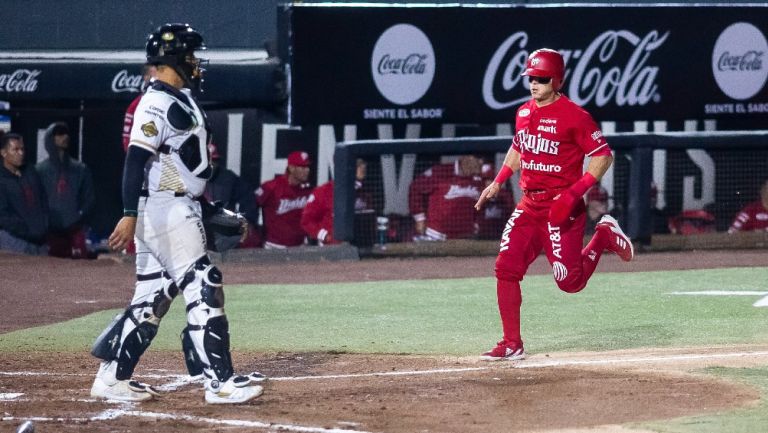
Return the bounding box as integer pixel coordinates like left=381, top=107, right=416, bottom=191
left=248, top=371, right=268, bottom=382
left=205, top=374, right=264, bottom=404
left=596, top=215, right=634, bottom=262
left=480, top=340, right=526, bottom=361
left=91, top=377, right=160, bottom=402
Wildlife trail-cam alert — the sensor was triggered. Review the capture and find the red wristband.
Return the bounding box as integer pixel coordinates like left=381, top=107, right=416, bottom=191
left=570, top=172, right=598, bottom=197
left=494, top=165, right=513, bottom=184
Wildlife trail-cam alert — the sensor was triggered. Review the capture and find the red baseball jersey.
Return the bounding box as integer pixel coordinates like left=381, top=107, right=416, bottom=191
left=409, top=163, right=484, bottom=240
left=301, top=181, right=336, bottom=244
left=512, top=95, right=611, bottom=191
left=122, top=94, right=142, bottom=153
left=728, top=201, right=768, bottom=233
left=255, top=174, right=312, bottom=248
left=301, top=180, right=374, bottom=244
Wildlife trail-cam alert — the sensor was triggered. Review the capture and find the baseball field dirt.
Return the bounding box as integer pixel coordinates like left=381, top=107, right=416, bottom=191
left=1, top=249, right=767, bottom=433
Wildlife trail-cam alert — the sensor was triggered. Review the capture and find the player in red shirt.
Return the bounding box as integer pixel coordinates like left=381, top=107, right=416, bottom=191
left=302, top=159, right=372, bottom=245
left=409, top=155, right=485, bottom=240
left=474, top=48, right=634, bottom=361
left=121, top=64, right=157, bottom=152
left=728, top=179, right=768, bottom=233
left=253, top=151, right=313, bottom=248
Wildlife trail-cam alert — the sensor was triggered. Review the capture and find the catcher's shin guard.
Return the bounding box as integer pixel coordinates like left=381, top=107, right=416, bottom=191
left=91, top=272, right=179, bottom=380
left=182, top=256, right=235, bottom=382
left=181, top=326, right=204, bottom=376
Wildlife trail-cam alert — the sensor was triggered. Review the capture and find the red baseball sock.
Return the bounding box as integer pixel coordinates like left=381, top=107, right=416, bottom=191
left=581, top=229, right=609, bottom=280
left=497, top=279, right=523, bottom=346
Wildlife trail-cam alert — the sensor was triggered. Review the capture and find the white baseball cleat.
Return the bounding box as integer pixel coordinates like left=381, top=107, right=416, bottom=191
left=91, top=377, right=160, bottom=402
left=205, top=374, right=264, bottom=404
left=596, top=215, right=634, bottom=262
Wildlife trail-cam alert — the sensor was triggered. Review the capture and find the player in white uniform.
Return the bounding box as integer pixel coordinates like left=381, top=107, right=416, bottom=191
left=90, top=23, right=264, bottom=404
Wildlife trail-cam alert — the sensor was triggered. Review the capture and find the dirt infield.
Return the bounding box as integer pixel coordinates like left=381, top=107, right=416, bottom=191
left=1, top=249, right=767, bottom=432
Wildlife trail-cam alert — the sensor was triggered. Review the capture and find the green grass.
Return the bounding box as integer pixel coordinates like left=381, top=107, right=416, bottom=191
left=1, top=267, right=767, bottom=354
left=1, top=266, right=767, bottom=433
left=639, top=367, right=768, bottom=433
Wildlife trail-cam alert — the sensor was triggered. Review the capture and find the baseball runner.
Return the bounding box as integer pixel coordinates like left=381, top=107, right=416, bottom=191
left=90, top=23, right=264, bottom=403
left=474, top=48, right=634, bottom=361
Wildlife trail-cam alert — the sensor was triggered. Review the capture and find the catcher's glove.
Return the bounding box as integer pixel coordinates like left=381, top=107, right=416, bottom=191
left=200, top=199, right=247, bottom=252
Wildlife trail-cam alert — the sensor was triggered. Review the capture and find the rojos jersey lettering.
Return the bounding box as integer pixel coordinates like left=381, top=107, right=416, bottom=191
left=482, top=30, right=668, bottom=109
left=518, top=131, right=560, bottom=155
left=276, top=197, right=308, bottom=215
left=443, top=185, right=480, bottom=200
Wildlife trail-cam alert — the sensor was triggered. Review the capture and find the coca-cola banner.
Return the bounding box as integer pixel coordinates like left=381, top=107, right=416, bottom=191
left=0, top=59, right=283, bottom=105
left=286, top=5, right=768, bottom=125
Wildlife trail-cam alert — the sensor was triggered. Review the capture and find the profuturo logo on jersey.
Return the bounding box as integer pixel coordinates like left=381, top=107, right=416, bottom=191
left=371, top=24, right=435, bottom=105
left=483, top=30, right=668, bottom=109
left=712, top=22, right=768, bottom=100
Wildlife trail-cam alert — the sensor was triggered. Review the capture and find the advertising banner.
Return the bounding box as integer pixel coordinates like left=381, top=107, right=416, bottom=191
left=0, top=53, right=283, bottom=105
left=286, top=5, right=768, bottom=125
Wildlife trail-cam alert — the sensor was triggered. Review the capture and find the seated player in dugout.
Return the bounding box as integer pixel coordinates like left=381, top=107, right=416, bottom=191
left=248, top=151, right=313, bottom=249
left=476, top=163, right=515, bottom=240
left=729, top=178, right=768, bottom=233
left=301, top=158, right=373, bottom=246
left=668, top=209, right=716, bottom=235
left=409, top=154, right=485, bottom=241
left=474, top=48, right=634, bottom=361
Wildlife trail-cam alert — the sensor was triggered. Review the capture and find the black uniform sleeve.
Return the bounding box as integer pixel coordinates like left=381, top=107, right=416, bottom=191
left=122, top=146, right=153, bottom=216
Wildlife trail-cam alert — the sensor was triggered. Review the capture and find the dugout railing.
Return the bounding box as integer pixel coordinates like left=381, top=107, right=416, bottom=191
left=334, top=131, right=768, bottom=246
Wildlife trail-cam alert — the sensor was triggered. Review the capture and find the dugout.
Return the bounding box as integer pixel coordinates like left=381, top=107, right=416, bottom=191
left=0, top=49, right=286, bottom=238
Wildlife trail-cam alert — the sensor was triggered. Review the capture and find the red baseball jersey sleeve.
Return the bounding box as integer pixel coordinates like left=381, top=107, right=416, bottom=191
left=512, top=95, right=612, bottom=191
left=122, top=94, right=142, bottom=153
left=728, top=201, right=768, bottom=233
left=255, top=175, right=312, bottom=247
left=301, top=181, right=335, bottom=243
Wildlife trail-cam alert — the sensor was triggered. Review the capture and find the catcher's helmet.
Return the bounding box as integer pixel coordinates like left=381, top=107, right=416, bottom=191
left=521, top=48, right=565, bottom=91
left=146, top=23, right=207, bottom=89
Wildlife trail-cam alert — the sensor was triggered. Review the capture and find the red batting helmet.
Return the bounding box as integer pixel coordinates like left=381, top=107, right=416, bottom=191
left=521, top=48, right=565, bottom=91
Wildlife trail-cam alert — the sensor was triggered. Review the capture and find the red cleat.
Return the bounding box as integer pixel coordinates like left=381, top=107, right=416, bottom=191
left=480, top=340, right=526, bottom=361
left=596, top=215, right=634, bottom=262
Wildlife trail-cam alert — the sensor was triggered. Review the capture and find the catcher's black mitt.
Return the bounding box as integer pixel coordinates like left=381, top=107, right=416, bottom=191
left=199, top=199, right=246, bottom=252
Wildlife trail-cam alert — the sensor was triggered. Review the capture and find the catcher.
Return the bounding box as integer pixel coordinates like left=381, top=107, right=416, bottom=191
left=90, top=23, right=263, bottom=403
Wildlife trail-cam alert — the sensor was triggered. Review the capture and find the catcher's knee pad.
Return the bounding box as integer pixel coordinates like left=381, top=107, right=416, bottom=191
left=151, top=275, right=179, bottom=318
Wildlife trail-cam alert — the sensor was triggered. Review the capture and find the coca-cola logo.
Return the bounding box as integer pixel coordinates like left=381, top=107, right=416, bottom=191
left=0, top=69, right=40, bottom=93
left=712, top=22, right=768, bottom=100
left=482, top=30, right=669, bottom=109
left=371, top=24, right=435, bottom=105
left=111, top=69, right=144, bottom=93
